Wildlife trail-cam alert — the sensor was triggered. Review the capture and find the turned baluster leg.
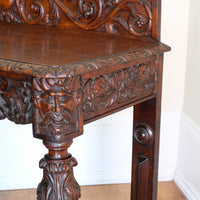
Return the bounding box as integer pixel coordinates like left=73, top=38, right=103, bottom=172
left=131, top=55, right=163, bottom=200
left=37, top=141, right=80, bottom=200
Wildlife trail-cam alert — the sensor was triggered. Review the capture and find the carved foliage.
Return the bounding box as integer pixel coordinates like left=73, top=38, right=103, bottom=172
left=82, top=62, right=155, bottom=119
left=33, top=76, right=83, bottom=142
left=0, top=77, right=32, bottom=124
left=0, top=0, right=152, bottom=36
left=37, top=156, right=80, bottom=200
left=0, top=0, right=61, bottom=25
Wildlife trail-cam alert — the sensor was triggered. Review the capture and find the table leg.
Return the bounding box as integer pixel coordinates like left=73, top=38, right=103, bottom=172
left=131, top=54, right=163, bottom=200
left=32, top=77, right=83, bottom=200
left=37, top=141, right=80, bottom=200
left=131, top=98, right=159, bottom=200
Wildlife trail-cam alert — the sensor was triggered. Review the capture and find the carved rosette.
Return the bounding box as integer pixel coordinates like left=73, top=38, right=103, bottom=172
left=0, top=77, right=32, bottom=124
left=82, top=62, right=155, bottom=119
left=37, top=156, right=80, bottom=200
left=0, top=0, right=152, bottom=37
left=32, top=76, right=83, bottom=143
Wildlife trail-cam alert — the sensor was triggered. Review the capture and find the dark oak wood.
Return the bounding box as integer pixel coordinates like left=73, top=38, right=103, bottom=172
left=0, top=0, right=170, bottom=199
left=0, top=0, right=161, bottom=41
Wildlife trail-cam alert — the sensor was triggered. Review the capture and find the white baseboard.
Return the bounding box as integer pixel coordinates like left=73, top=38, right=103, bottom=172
left=174, top=170, right=199, bottom=200
left=173, top=113, right=200, bottom=200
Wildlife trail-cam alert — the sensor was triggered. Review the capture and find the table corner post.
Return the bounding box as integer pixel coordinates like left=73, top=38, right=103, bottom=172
left=32, top=76, right=83, bottom=200
left=131, top=54, right=164, bottom=200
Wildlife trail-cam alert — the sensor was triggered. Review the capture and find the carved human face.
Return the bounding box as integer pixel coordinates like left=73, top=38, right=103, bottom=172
left=34, top=91, right=76, bottom=136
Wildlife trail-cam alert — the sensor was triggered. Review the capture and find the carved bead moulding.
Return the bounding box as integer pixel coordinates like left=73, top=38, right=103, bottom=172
left=82, top=61, right=155, bottom=120
left=0, top=43, right=170, bottom=79
left=0, top=0, right=152, bottom=37
left=33, top=76, right=83, bottom=142
left=0, top=77, right=32, bottom=124
left=37, top=156, right=80, bottom=200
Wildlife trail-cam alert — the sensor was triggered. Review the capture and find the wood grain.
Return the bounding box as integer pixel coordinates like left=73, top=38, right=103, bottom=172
left=0, top=24, right=153, bottom=66
left=0, top=182, right=187, bottom=200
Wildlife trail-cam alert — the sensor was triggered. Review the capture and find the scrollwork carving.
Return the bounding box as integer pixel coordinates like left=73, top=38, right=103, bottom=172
left=15, top=0, right=45, bottom=24
left=0, top=0, right=152, bottom=36
left=33, top=76, right=83, bottom=143
left=82, top=62, right=155, bottom=119
left=37, top=156, right=80, bottom=200
left=0, top=77, right=32, bottom=124
left=0, top=0, right=61, bottom=25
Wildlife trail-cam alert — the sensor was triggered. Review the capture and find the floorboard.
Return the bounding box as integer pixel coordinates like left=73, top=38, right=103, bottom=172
left=0, top=181, right=187, bottom=200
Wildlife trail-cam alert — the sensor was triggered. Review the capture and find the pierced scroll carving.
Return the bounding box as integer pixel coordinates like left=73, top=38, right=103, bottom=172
left=37, top=156, right=80, bottom=200
left=33, top=77, right=83, bottom=143
left=82, top=62, right=155, bottom=120
left=0, top=0, right=152, bottom=36
left=0, top=0, right=61, bottom=25
left=0, top=77, right=32, bottom=124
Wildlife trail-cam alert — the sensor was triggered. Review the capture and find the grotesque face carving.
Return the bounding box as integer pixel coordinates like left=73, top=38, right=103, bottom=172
left=35, top=91, right=76, bottom=136
left=33, top=78, right=82, bottom=140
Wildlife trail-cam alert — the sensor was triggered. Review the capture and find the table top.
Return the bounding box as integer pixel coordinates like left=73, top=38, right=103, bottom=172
left=0, top=23, right=170, bottom=78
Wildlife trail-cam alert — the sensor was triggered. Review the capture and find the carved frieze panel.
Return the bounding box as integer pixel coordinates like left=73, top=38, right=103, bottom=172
left=82, top=61, right=155, bottom=120
left=0, top=77, right=32, bottom=124
left=33, top=76, right=83, bottom=142
left=0, top=0, right=152, bottom=37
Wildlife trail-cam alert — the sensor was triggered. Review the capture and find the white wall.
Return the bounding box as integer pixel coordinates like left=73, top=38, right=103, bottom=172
left=0, top=109, right=181, bottom=190
left=182, top=0, right=200, bottom=127
left=174, top=115, right=200, bottom=200
left=174, top=0, right=200, bottom=199
left=161, top=0, right=189, bottom=113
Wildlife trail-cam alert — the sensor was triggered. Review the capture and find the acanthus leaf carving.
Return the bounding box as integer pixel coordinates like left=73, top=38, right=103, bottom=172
left=37, top=156, right=80, bottom=200
left=0, top=77, right=32, bottom=124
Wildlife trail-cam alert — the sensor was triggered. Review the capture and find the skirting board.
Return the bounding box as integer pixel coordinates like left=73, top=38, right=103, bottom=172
left=173, top=114, right=200, bottom=200
left=174, top=170, right=199, bottom=200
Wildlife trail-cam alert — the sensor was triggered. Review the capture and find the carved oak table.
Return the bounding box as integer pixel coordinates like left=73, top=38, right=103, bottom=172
left=0, top=0, right=170, bottom=199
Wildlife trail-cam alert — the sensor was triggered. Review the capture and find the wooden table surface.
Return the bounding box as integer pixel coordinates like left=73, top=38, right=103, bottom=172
left=0, top=24, right=154, bottom=66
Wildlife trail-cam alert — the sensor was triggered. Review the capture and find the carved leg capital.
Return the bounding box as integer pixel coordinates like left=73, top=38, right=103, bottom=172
left=37, top=156, right=80, bottom=200
left=37, top=141, right=80, bottom=200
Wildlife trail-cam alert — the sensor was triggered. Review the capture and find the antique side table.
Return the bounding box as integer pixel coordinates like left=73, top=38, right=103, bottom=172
left=0, top=0, right=170, bottom=199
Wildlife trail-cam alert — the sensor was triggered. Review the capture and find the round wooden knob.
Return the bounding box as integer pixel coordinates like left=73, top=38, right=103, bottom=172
left=134, top=124, right=153, bottom=146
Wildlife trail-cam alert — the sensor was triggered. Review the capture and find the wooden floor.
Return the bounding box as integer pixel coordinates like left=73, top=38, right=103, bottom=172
left=0, top=181, right=187, bottom=200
